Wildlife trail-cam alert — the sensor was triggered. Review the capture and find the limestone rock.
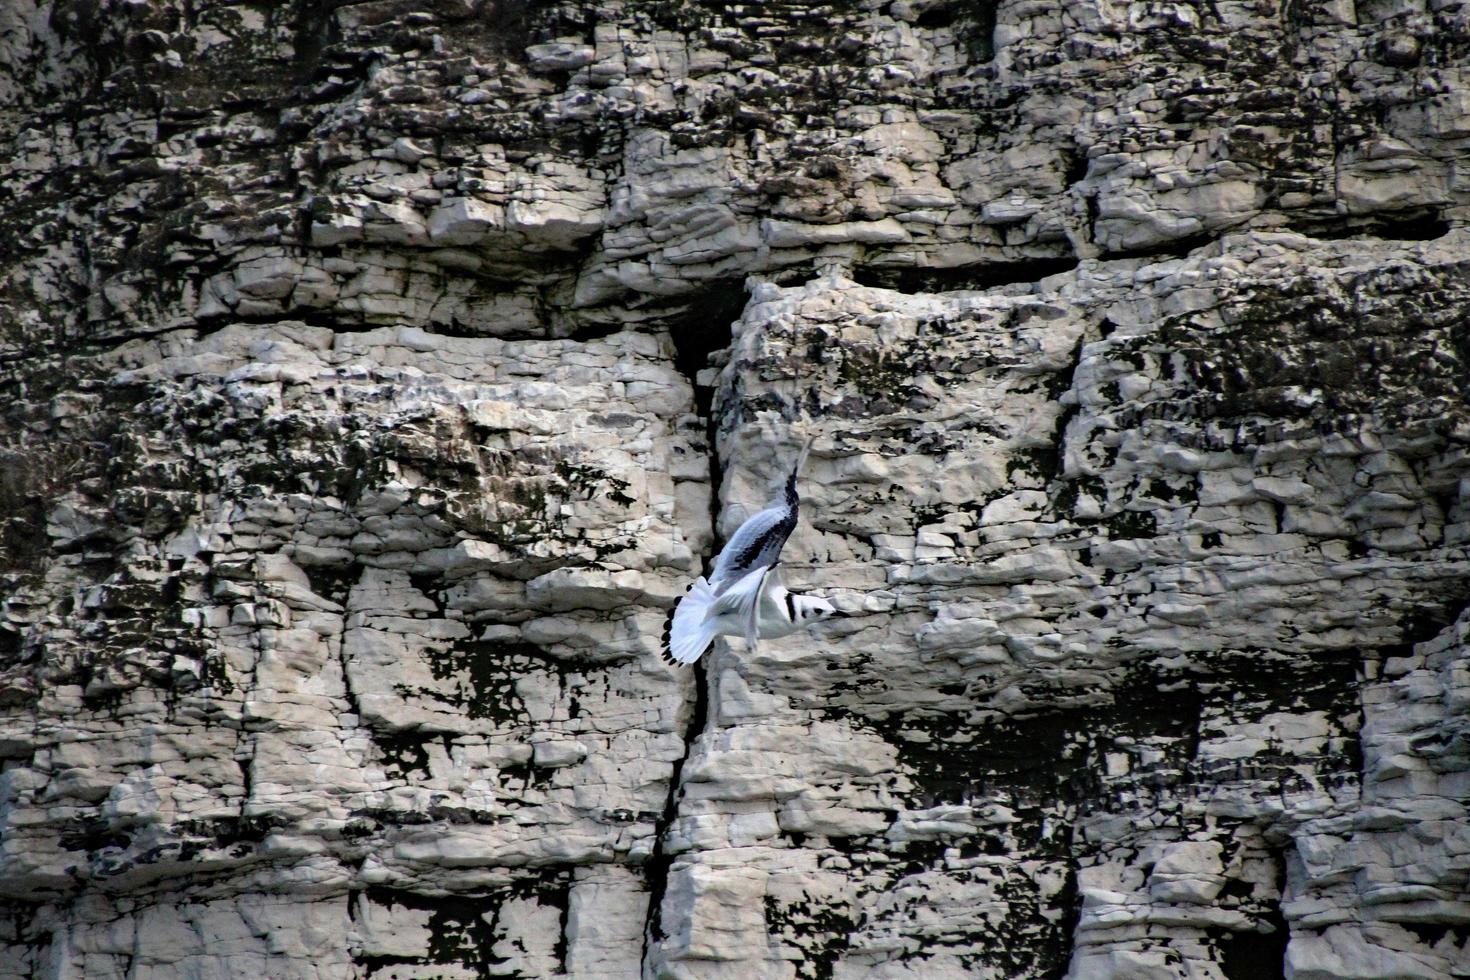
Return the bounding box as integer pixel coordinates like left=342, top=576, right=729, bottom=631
left=1, top=0, right=1469, bottom=977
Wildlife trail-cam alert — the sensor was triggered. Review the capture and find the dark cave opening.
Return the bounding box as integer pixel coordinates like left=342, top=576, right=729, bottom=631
left=1216, top=847, right=1290, bottom=979
left=665, top=278, right=750, bottom=419
left=1288, top=208, right=1451, bottom=243
left=853, top=256, right=1081, bottom=294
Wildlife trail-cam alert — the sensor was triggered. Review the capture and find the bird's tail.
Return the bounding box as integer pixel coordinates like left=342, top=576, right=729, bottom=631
left=662, top=576, right=720, bottom=666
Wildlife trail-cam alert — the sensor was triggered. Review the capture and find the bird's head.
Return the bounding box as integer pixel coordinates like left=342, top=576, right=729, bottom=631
left=791, top=594, right=839, bottom=624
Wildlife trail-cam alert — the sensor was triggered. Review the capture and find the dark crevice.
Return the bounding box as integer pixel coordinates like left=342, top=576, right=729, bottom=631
left=1048, top=859, right=1082, bottom=980
left=641, top=281, right=744, bottom=968
left=914, top=6, right=956, bottom=27
left=290, top=0, right=349, bottom=80
left=561, top=320, right=624, bottom=343
left=191, top=307, right=560, bottom=343
left=238, top=739, right=255, bottom=817
left=1062, top=147, right=1090, bottom=188
left=565, top=277, right=753, bottom=359
left=1030, top=333, right=1087, bottom=484
left=1099, top=211, right=1452, bottom=267
left=428, top=317, right=532, bottom=340
left=953, top=0, right=1000, bottom=62
left=1287, top=208, right=1451, bottom=243
left=852, top=256, right=1080, bottom=294
left=1376, top=597, right=1470, bottom=663
left=640, top=656, right=711, bottom=956
left=1217, top=848, right=1290, bottom=979
left=1402, top=598, right=1470, bottom=650
left=666, top=279, right=749, bottom=404
left=1099, top=231, right=1221, bottom=262
left=191, top=308, right=370, bottom=339
left=1083, top=193, right=1101, bottom=248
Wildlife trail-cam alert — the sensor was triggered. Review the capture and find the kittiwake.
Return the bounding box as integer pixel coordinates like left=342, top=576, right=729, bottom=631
left=661, top=566, right=837, bottom=666
left=662, top=438, right=837, bottom=665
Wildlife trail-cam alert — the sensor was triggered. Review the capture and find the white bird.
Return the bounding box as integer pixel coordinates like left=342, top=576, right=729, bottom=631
left=662, top=439, right=832, bottom=666
left=661, top=567, right=837, bottom=666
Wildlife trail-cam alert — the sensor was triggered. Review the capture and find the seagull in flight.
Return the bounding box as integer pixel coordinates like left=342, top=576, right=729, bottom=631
left=662, top=438, right=836, bottom=666
left=662, top=568, right=836, bottom=666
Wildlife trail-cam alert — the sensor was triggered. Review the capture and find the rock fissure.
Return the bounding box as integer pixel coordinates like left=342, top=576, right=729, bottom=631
left=641, top=293, right=737, bottom=970
left=640, top=654, right=711, bottom=959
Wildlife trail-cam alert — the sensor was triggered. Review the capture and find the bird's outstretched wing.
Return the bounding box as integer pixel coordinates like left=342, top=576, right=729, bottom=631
left=709, top=438, right=810, bottom=594
left=669, top=437, right=809, bottom=665
left=707, top=565, right=769, bottom=654
left=709, top=505, right=795, bottom=594
left=706, top=565, right=768, bottom=619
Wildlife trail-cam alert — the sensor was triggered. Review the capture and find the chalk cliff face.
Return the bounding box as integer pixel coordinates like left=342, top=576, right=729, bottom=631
left=2, top=1, right=1468, bottom=977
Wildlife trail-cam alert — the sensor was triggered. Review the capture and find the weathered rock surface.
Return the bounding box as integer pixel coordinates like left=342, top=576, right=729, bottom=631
left=1, top=0, right=1468, bottom=977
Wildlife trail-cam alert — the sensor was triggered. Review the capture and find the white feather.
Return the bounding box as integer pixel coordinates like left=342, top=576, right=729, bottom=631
left=662, top=571, right=836, bottom=666
left=666, top=576, right=721, bottom=665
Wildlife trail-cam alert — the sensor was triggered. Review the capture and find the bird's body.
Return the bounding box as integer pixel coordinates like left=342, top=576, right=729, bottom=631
left=662, top=438, right=833, bottom=666
left=662, top=567, right=835, bottom=666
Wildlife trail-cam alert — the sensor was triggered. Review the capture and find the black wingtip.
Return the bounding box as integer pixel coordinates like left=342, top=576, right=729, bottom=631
left=660, top=604, right=676, bottom=663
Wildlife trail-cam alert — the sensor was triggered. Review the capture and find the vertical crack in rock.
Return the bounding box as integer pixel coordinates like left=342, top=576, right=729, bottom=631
left=640, top=286, right=745, bottom=967
left=1217, top=846, right=1290, bottom=979
left=641, top=654, right=711, bottom=956
left=235, top=577, right=266, bottom=824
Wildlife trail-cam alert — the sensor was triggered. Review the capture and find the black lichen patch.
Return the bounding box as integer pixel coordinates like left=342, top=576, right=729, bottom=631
left=751, top=312, right=1014, bottom=425
left=57, top=811, right=287, bottom=879
left=422, top=638, right=563, bottom=723
left=554, top=458, right=636, bottom=507
left=0, top=462, right=50, bottom=578
left=58, top=817, right=134, bottom=855
left=1159, top=260, right=1470, bottom=431
left=763, top=892, right=860, bottom=980
left=831, top=345, right=932, bottom=415
left=1399, top=922, right=1470, bottom=950
left=1104, top=509, right=1158, bottom=541
left=792, top=645, right=1363, bottom=977
left=374, top=731, right=452, bottom=781
left=445, top=442, right=641, bottom=564
left=174, top=814, right=285, bottom=848
left=355, top=874, right=572, bottom=978
left=302, top=561, right=365, bottom=605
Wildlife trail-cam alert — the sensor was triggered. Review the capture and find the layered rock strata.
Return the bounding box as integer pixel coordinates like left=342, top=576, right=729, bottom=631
left=1, top=0, right=1468, bottom=977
